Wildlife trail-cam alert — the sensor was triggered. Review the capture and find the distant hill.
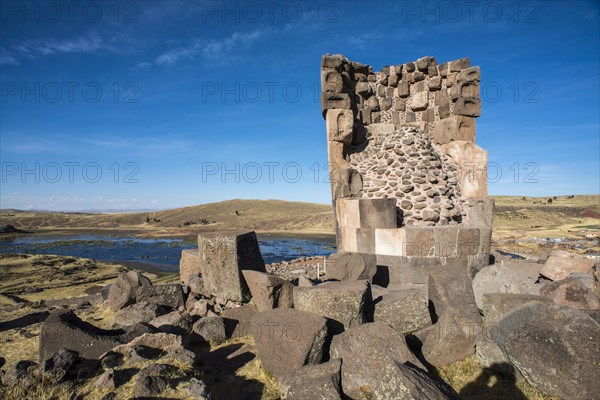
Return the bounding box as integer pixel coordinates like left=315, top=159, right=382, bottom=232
left=1, top=195, right=597, bottom=239
left=0, top=199, right=335, bottom=236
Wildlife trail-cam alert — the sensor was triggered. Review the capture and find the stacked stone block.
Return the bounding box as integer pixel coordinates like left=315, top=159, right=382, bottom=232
left=321, top=54, right=491, bottom=229
left=321, top=53, right=494, bottom=274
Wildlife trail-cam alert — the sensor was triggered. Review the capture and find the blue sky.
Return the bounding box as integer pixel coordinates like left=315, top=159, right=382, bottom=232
left=0, top=0, right=598, bottom=211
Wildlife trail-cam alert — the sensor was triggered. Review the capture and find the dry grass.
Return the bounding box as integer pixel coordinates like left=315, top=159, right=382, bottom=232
left=493, top=194, right=599, bottom=241
left=437, top=356, right=561, bottom=400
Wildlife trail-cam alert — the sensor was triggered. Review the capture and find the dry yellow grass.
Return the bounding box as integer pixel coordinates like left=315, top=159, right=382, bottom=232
left=437, top=356, right=561, bottom=400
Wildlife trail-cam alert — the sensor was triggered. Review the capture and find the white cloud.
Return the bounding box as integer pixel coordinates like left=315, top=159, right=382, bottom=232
left=0, top=47, right=19, bottom=65
left=149, top=29, right=267, bottom=67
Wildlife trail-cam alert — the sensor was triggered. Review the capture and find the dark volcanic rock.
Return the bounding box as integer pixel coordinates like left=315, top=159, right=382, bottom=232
left=252, top=308, right=328, bottom=379
left=39, top=309, right=151, bottom=361
left=505, top=303, right=600, bottom=399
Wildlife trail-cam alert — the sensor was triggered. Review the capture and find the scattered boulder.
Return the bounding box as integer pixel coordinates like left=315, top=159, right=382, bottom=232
left=279, top=359, right=343, bottom=400
left=112, top=302, right=166, bottom=328
left=472, top=264, right=541, bottom=309
left=149, top=311, right=192, bottom=335
left=422, top=305, right=481, bottom=366
left=252, top=308, right=328, bottom=379
left=147, top=284, right=185, bottom=310
left=294, top=280, right=371, bottom=332
left=198, top=231, right=266, bottom=302
left=297, top=275, right=315, bottom=287
left=180, top=248, right=202, bottom=288
left=1, top=360, right=37, bottom=386
left=371, top=287, right=431, bottom=334
left=330, top=322, right=453, bottom=400
left=480, top=293, right=551, bottom=324
left=134, top=364, right=169, bottom=398
left=108, top=333, right=195, bottom=365
left=505, top=303, right=600, bottom=399
left=177, top=377, right=211, bottom=399
left=540, top=250, right=595, bottom=281
left=475, top=301, right=546, bottom=380
left=241, top=270, right=294, bottom=312
left=41, top=348, right=78, bottom=383
left=326, top=252, right=377, bottom=281
left=428, top=264, right=481, bottom=332
left=39, top=309, right=151, bottom=361
left=95, top=368, right=116, bottom=390
left=187, top=275, right=204, bottom=295
left=540, top=273, right=600, bottom=310
left=501, top=260, right=542, bottom=281
left=222, top=304, right=258, bottom=339
left=192, top=316, right=226, bottom=345
left=105, top=271, right=154, bottom=311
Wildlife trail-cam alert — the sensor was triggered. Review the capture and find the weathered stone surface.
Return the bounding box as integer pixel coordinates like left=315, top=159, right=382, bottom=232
left=105, top=271, right=154, bottom=311
left=112, top=302, right=165, bottom=328
left=428, top=263, right=480, bottom=322
left=472, top=264, right=541, bottom=309
left=410, top=91, right=429, bottom=111
left=540, top=273, right=600, bottom=310
left=321, top=70, right=343, bottom=93
left=294, top=280, right=371, bottom=332
left=436, top=141, right=487, bottom=199
left=192, top=316, right=226, bottom=345
left=180, top=248, right=201, bottom=288
left=321, top=92, right=351, bottom=115
left=475, top=301, right=545, bottom=380
left=594, top=265, right=600, bottom=298
left=336, top=198, right=397, bottom=230
left=330, top=322, right=453, bottom=400
left=297, top=275, right=315, bottom=287
left=279, top=359, right=343, bottom=400
left=177, top=377, right=211, bottom=399
left=330, top=166, right=362, bottom=199
left=134, top=364, right=168, bottom=398
left=222, top=304, right=258, bottom=339
left=95, top=368, right=116, bottom=390
left=450, top=57, right=470, bottom=72
left=39, top=309, right=151, bottom=361
left=540, top=249, right=595, bottom=281
left=432, top=115, right=475, bottom=145
left=372, top=288, right=432, bottom=334
left=148, top=311, right=192, bottom=335
left=505, top=303, right=600, bottom=399
left=422, top=305, right=481, bottom=366
left=148, top=284, right=185, bottom=310
left=41, top=348, right=77, bottom=383
left=326, top=252, right=377, bottom=281
left=326, top=109, right=354, bottom=144
left=457, top=66, right=480, bottom=83
left=241, top=270, right=294, bottom=312
left=481, top=293, right=550, bottom=324
left=453, top=97, right=481, bottom=117
left=108, top=333, right=195, bottom=365
left=1, top=360, right=37, bottom=386
left=251, top=309, right=328, bottom=379
left=198, top=231, right=265, bottom=303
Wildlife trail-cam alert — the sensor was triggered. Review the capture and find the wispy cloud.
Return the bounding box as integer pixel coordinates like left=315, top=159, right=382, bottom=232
left=145, top=29, right=268, bottom=67
left=2, top=30, right=139, bottom=65
left=0, top=47, right=19, bottom=65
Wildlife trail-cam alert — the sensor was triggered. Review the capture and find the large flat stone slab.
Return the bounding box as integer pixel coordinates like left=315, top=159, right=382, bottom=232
left=251, top=309, right=328, bottom=379
left=198, top=231, right=265, bottom=302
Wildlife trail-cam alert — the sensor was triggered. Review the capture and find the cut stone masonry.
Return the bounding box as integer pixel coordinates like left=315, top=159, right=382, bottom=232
left=321, top=54, right=494, bottom=276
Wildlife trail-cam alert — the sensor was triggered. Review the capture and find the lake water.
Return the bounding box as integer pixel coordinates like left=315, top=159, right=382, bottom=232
left=0, top=234, right=336, bottom=272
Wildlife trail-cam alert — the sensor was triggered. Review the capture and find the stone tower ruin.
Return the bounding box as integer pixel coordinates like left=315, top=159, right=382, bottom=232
left=321, top=54, right=494, bottom=281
